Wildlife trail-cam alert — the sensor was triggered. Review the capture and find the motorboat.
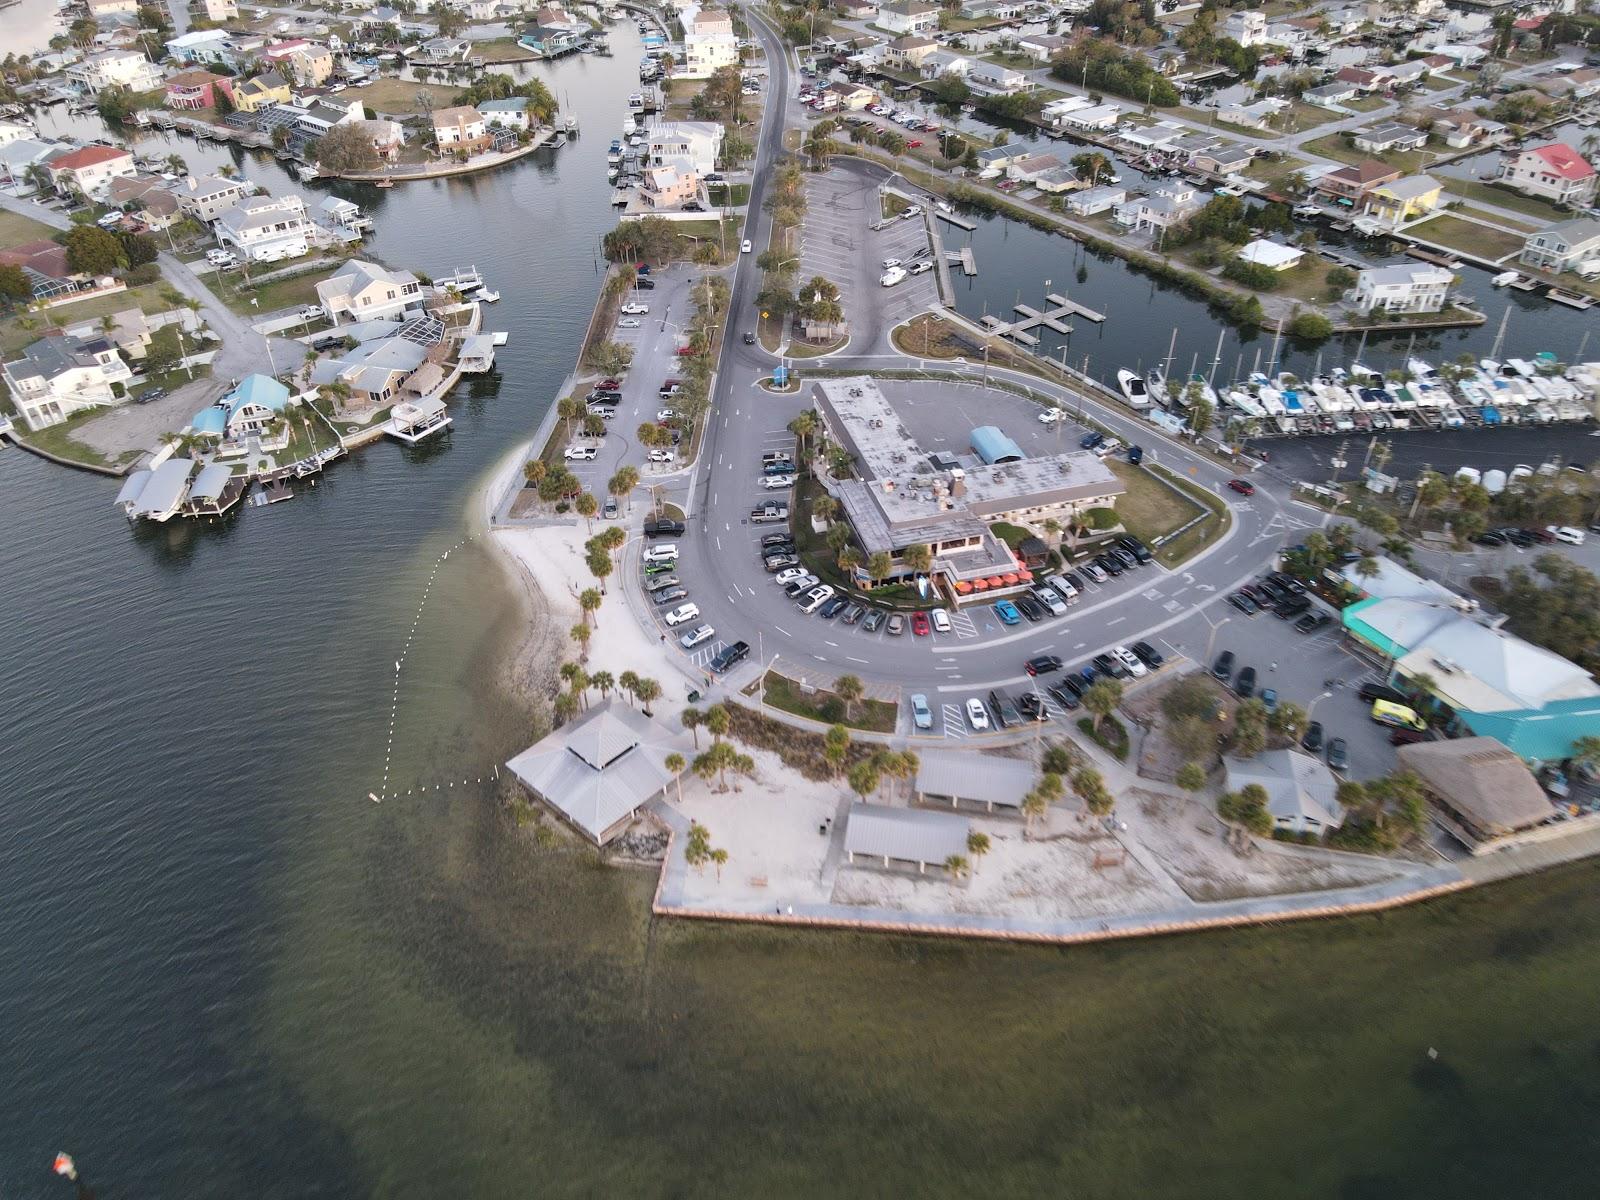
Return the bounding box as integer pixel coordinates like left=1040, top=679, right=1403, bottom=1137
left=1492, top=270, right=1521, bottom=287
left=1115, top=368, right=1150, bottom=408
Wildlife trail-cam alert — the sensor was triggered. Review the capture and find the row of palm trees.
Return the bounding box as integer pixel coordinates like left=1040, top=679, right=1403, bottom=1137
left=553, top=663, right=662, bottom=723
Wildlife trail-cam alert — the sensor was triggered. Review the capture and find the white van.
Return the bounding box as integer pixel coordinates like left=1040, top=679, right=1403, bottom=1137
left=643, top=543, right=679, bottom=564
left=1046, top=573, right=1079, bottom=603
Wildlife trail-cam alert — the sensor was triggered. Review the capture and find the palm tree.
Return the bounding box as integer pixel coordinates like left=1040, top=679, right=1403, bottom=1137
left=848, top=759, right=880, bottom=804
left=575, top=491, right=598, bottom=532
left=1081, top=679, right=1123, bottom=736
left=834, top=674, right=864, bottom=720
left=553, top=691, right=579, bottom=723
left=607, top=466, right=639, bottom=505
left=569, top=622, right=591, bottom=659
left=903, top=544, right=933, bottom=575
left=810, top=493, right=839, bottom=525
left=705, top=703, right=731, bottom=743
left=824, top=723, right=851, bottom=776
left=635, top=676, right=662, bottom=716
left=619, top=670, right=640, bottom=707
left=1269, top=701, right=1306, bottom=741
left=966, top=830, right=990, bottom=872
left=591, top=670, right=614, bottom=700
left=710, top=847, right=728, bottom=880
left=1073, top=767, right=1113, bottom=817
left=579, top=587, right=602, bottom=628
left=943, top=853, right=970, bottom=881
left=682, top=706, right=704, bottom=748
left=560, top=662, right=589, bottom=709
left=1020, top=786, right=1048, bottom=837
left=665, top=752, right=686, bottom=803
left=866, top=551, right=893, bottom=585
left=1176, top=762, right=1208, bottom=792
left=788, top=410, right=817, bottom=463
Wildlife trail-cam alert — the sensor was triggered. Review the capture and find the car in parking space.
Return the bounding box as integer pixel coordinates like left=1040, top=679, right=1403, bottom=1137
left=1091, top=652, right=1126, bottom=679
left=710, top=640, right=750, bottom=673
left=886, top=613, right=906, bottom=636
left=931, top=609, right=951, bottom=633
left=1301, top=721, right=1324, bottom=753
left=1550, top=525, right=1586, bottom=545
left=761, top=474, right=794, bottom=490
left=648, top=450, right=675, bottom=463
left=635, top=277, right=656, bottom=290
left=1228, top=591, right=1259, bottom=615
left=1038, top=409, right=1063, bottom=424
left=762, top=450, right=793, bottom=467
left=908, top=260, right=933, bottom=275
left=652, top=587, right=688, bottom=606
left=603, top=499, right=619, bottom=519
left=741, top=239, right=753, bottom=253
left=1260, top=687, right=1277, bottom=714
left=1111, top=646, right=1147, bottom=678
left=643, top=560, right=676, bottom=576
left=880, top=266, right=906, bottom=287
left=1471, top=530, right=1507, bottom=547
left=1255, top=578, right=1286, bottom=606
left=760, top=530, right=792, bottom=547
left=774, top=567, right=809, bottom=586
left=862, top=609, right=886, bottom=633
left=1045, top=575, right=1077, bottom=604
left=820, top=596, right=850, bottom=619
left=1118, top=535, right=1153, bottom=564
left=842, top=603, right=866, bottom=625
left=1235, top=666, right=1257, bottom=698
left=1033, top=587, right=1067, bottom=617
left=643, top=573, right=680, bottom=593
left=882, top=257, right=902, bottom=269
left=798, top=585, right=835, bottom=614
left=663, top=602, right=699, bottom=628
left=1061, top=570, right=1087, bottom=591
left=1083, top=563, right=1109, bottom=584
left=1047, top=683, right=1080, bottom=711
left=1016, top=691, right=1048, bottom=722
left=679, top=623, right=715, bottom=649
left=1079, top=431, right=1105, bottom=450
left=617, top=318, right=642, bottom=328
left=1275, top=595, right=1311, bottom=620
left=911, top=611, right=931, bottom=636
left=1130, top=641, right=1164, bottom=669
left=1228, top=478, right=1255, bottom=496
left=1371, top=699, right=1426, bottom=730
left=643, top=543, right=679, bottom=564
left=910, top=693, right=934, bottom=731
left=764, top=554, right=798, bottom=573
left=762, top=461, right=795, bottom=476
left=1055, top=673, right=1087, bottom=700
left=1326, top=737, right=1349, bottom=771
left=1014, top=594, right=1046, bottom=622
left=1110, top=547, right=1137, bottom=570
left=1095, top=553, right=1124, bottom=577
left=986, top=689, right=1023, bottom=729
left=135, top=387, right=166, bottom=404
left=965, top=697, right=990, bottom=731
left=1212, top=650, right=1234, bottom=682
left=645, top=517, right=685, bottom=538
left=1294, top=611, right=1330, bottom=634
left=762, top=538, right=796, bottom=555
left=782, top=574, right=819, bottom=596
left=1127, top=445, right=1144, bottom=465
left=1269, top=571, right=1306, bottom=595
left=992, top=599, right=1021, bottom=625
left=1025, top=654, right=1063, bottom=676
left=656, top=408, right=679, bottom=422
left=619, top=302, right=649, bottom=315
left=564, top=445, right=599, bottom=460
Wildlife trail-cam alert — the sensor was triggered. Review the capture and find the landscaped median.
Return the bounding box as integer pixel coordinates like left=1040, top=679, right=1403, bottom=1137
left=762, top=670, right=898, bottom=734
left=1106, top=460, right=1232, bottom=569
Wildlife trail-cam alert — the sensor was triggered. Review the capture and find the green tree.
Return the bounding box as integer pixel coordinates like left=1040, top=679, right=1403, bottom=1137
left=63, top=225, right=126, bottom=275
left=313, top=123, right=381, bottom=173
left=1041, top=743, right=1076, bottom=776
left=569, top=621, right=591, bottom=658
left=966, top=830, right=990, bottom=872
left=665, top=752, right=687, bottom=803
left=681, top=706, right=704, bottom=749
left=1269, top=702, right=1306, bottom=741
left=579, top=586, right=602, bottom=627
left=0, top=263, right=33, bottom=306
left=1082, top=678, right=1123, bottom=735
left=705, top=702, right=731, bottom=743
left=1071, top=151, right=1111, bottom=185
left=1073, top=766, right=1114, bottom=817
left=575, top=491, right=598, bottom=534
left=903, top=543, right=933, bottom=574
left=824, top=722, right=851, bottom=776
left=848, top=758, right=880, bottom=804
left=634, top=676, right=662, bottom=716
left=943, top=854, right=971, bottom=880
left=1176, top=762, right=1208, bottom=793
left=1232, top=698, right=1268, bottom=758
left=866, top=551, right=893, bottom=584
left=834, top=674, right=865, bottom=720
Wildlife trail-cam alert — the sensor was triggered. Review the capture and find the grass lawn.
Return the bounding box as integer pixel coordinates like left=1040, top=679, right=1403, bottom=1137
left=1244, top=153, right=1313, bottom=192
left=784, top=334, right=845, bottom=357
left=1343, top=95, right=1390, bottom=113
left=1, top=282, right=175, bottom=354
left=10, top=405, right=122, bottom=470
left=1264, top=257, right=1346, bottom=306
left=1285, top=102, right=1348, bottom=131
left=1148, top=464, right=1232, bottom=568
left=344, top=78, right=462, bottom=115
left=1455, top=205, right=1535, bottom=233
left=1437, top=177, right=1571, bottom=225
left=1301, top=132, right=1432, bottom=175
left=473, top=37, right=539, bottom=61
left=1408, top=213, right=1525, bottom=262
left=669, top=217, right=741, bottom=265
left=0, top=208, right=59, bottom=248
left=763, top=670, right=898, bottom=733
left=214, top=267, right=330, bottom=317
left=1420, top=75, right=1462, bottom=92
left=706, top=181, right=752, bottom=206
left=1107, top=459, right=1230, bottom=568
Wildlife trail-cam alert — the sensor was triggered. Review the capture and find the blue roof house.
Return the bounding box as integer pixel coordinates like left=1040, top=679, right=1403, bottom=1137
left=191, top=374, right=290, bottom=440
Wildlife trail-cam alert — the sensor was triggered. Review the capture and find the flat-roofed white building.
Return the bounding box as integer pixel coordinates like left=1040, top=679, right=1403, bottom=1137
left=1350, top=263, right=1454, bottom=314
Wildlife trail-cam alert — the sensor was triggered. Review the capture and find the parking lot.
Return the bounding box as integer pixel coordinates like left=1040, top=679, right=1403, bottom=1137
left=796, top=170, right=939, bottom=350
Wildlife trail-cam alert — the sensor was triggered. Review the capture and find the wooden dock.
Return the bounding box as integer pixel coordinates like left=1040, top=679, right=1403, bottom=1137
left=1406, top=246, right=1461, bottom=268
left=1546, top=287, right=1595, bottom=310
left=935, top=209, right=976, bottom=231
left=1014, top=303, right=1071, bottom=334
left=982, top=315, right=1037, bottom=346
left=956, top=246, right=975, bottom=275
left=1043, top=292, right=1106, bottom=323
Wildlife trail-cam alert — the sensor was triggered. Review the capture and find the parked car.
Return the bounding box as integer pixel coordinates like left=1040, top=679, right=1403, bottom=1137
left=1235, top=666, right=1257, bottom=698
left=783, top=574, right=819, bottom=597
left=1046, top=574, right=1078, bottom=602
left=1079, top=431, right=1105, bottom=450
left=1095, top=553, right=1124, bottom=578
left=759, top=529, right=792, bottom=547
left=910, top=693, right=933, bottom=731
left=1033, top=587, right=1068, bottom=617
left=1130, top=641, right=1164, bottom=669
left=861, top=609, right=886, bottom=633
left=1111, top=646, right=1147, bottom=678
left=911, top=611, right=931, bottom=636
left=617, top=318, right=642, bottom=329
left=774, top=567, right=809, bottom=587
left=643, top=544, right=679, bottom=564
left=643, top=573, right=680, bottom=593
left=1227, top=591, right=1259, bottom=615
left=1358, top=682, right=1409, bottom=706
left=1024, top=654, right=1063, bottom=676
left=1117, top=535, right=1152, bottom=564
left=841, top=603, right=866, bottom=626
left=679, top=623, right=715, bottom=649
left=965, top=697, right=990, bottom=731
left=648, top=450, right=675, bottom=463
left=1370, top=699, right=1426, bottom=731
left=1260, top=687, right=1277, bottom=714
left=619, top=302, right=649, bottom=315
left=761, top=474, right=794, bottom=490
left=1326, top=737, right=1349, bottom=771
left=986, top=689, right=1023, bottom=729
left=709, top=640, right=749, bottom=673
left=1016, top=691, right=1048, bottom=722
left=886, top=613, right=905, bottom=636
left=652, top=587, right=688, bottom=606
left=1227, top=478, right=1255, bottom=496
left=820, top=596, right=849, bottom=619
left=764, top=555, right=798, bottom=574
left=1047, top=684, right=1080, bottom=712
left=1301, top=721, right=1324, bottom=753
left=798, top=585, right=836, bottom=614
left=645, top=518, right=685, bottom=538
left=1084, top=563, right=1109, bottom=584
left=1294, top=611, right=1330, bottom=634
left=993, top=600, right=1021, bottom=625
left=1212, top=650, right=1234, bottom=682
left=1014, top=594, right=1046, bottom=622
left=931, top=609, right=951, bottom=633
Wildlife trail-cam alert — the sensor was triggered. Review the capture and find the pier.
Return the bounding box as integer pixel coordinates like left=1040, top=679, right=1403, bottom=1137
left=1043, top=293, right=1106, bottom=323
left=934, top=209, right=976, bottom=231
left=945, top=246, right=976, bottom=276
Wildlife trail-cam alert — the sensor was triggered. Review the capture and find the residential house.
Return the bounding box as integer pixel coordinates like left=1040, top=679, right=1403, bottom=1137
left=1496, top=143, right=1597, bottom=208
left=47, top=144, right=136, bottom=199
left=834, top=0, right=878, bottom=18
left=1065, top=184, right=1125, bottom=216
left=823, top=81, right=877, bottom=110
left=519, top=25, right=583, bottom=55
left=2, top=333, right=134, bottom=432
left=682, top=8, right=739, bottom=78
left=62, top=307, right=152, bottom=360
left=878, top=0, right=938, bottom=35
left=966, top=61, right=1027, bottom=94
left=1005, top=153, right=1065, bottom=184
left=233, top=70, right=292, bottom=113
left=1352, top=121, right=1427, bottom=154
left=349, top=118, right=406, bottom=160
left=1304, top=81, right=1359, bottom=107
left=164, top=29, right=236, bottom=65
left=107, top=174, right=181, bottom=226
left=1519, top=218, right=1600, bottom=276
left=1058, top=102, right=1123, bottom=131
left=974, top=143, right=1028, bottom=173
left=291, top=98, right=364, bottom=140
left=1351, top=263, right=1454, bottom=313
left=884, top=34, right=937, bottom=72
left=308, top=336, right=431, bottom=408
left=214, top=193, right=312, bottom=261
left=646, top=120, right=724, bottom=174
left=66, top=49, right=163, bottom=93
left=1385, top=58, right=1433, bottom=89
left=959, top=0, right=1021, bottom=16
left=919, top=50, right=972, bottom=80
left=0, top=120, right=31, bottom=148
left=86, top=0, right=139, bottom=15
left=432, top=105, right=492, bottom=154
left=1236, top=239, right=1304, bottom=272
left=1014, top=32, right=1067, bottom=63
left=1190, top=142, right=1254, bottom=176
left=190, top=374, right=291, bottom=441
left=639, top=164, right=701, bottom=209
left=165, top=69, right=234, bottom=111
left=1222, top=8, right=1267, bottom=46
left=409, top=36, right=471, bottom=62
left=476, top=98, right=532, bottom=131
left=1363, top=173, right=1442, bottom=224
left=0, top=239, right=80, bottom=302
left=1316, top=159, right=1402, bottom=206
left=1216, top=98, right=1288, bottom=131
left=263, top=40, right=336, bottom=86
left=171, top=174, right=250, bottom=222
left=316, top=258, right=424, bottom=323
left=194, top=0, right=240, bottom=20
left=1334, top=66, right=1385, bottom=93
left=1116, top=183, right=1203, bottom=237
left=1425, top=107, right=1499, bottom=149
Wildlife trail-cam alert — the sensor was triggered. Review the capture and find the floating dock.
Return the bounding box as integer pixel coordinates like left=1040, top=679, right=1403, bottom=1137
left=934, top=209, right=976, bottom=231
left=1546, top=287, right=1595, bottom=310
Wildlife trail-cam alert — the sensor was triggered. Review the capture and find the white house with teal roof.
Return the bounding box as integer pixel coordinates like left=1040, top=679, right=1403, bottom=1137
left=191, top=374, right=290, bottom=441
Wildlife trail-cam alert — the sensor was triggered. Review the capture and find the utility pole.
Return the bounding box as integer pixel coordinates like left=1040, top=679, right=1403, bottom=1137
left=1329, top=437, right=1349, bottom=484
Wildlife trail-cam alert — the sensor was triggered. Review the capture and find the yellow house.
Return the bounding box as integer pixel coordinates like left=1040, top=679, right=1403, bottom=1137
left=233, top=69, right=292, bottom=113
left=1363, top=174, right=1443, bottom=226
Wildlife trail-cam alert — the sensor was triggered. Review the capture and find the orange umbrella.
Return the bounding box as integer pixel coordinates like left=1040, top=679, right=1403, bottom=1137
left=1017, top=568, right=1034, bottom=581
left=987, top=576, right=1005, bottom=588
left=1002, top=572, right=1019, bottom=586
left=972, top=578, right=989, bottom=591
left=954, top=580, right=973, bottom=594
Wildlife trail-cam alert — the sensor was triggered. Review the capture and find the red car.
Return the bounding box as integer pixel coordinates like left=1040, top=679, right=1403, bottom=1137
left=911, top=611, right=931, bottom=636
left=675, top=345, right=697, bottom=356
left=1227, top=478, right=1255, bottom=496
left=907, top=139, right=923, bottom=148
left=597, top=378, right=622, bottom=390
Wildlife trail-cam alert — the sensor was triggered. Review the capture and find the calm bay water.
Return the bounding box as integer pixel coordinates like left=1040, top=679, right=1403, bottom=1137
left=3, top=29, right=1600, bottom=1198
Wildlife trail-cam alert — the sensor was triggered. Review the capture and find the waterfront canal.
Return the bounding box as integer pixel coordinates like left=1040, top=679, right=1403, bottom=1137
left=4, top=26, right=1600, bottom=1199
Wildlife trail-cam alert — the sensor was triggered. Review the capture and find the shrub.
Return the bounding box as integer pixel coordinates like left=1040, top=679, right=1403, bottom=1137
left=1083, top=506, right=1119, bottom=530
left=1288, top=311, right=1334, bottom=340
left=125, top=262, right=160, bottom=285
left=1222, top=258, right=1280, bottom=290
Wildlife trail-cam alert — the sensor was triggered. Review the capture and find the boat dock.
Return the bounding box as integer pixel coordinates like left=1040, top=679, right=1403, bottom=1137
left=1546, top=288, right=1595, bottom=310
left=934, top=209, right=975, bottom=231
left=1013, top=303, right=1071, bottom=334
left=945, top=246, right=976, bottom=275
left=981, top=315, right=1038, bottom=346
left=1405, top=246, right=1461, bottom=268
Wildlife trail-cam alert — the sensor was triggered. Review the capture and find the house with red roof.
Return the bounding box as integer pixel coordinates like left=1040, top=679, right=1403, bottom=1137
left=165, top=68, right=234, bottom=111
left=1496, top=142, right=1597, bottom=207
left=46, top=144, right=136, bottom=199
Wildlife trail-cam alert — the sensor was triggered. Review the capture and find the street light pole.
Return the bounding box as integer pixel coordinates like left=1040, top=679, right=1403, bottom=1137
left=1304, top=689, right=1334, bottom=728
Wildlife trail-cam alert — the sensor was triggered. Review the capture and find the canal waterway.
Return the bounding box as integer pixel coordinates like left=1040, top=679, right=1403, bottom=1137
left=4, top=26, right=1600, bottom=1198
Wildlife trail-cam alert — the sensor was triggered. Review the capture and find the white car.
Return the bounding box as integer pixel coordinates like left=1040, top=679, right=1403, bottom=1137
left=679, top=623, right=715, bottom=648
left=96, top=212, right=123, bottom=228
left=908, top=261, right=933, bottom=275
left=910, top=693, right=933, bottom=731
left=617, top=318, right=642, bottom=328
left=1034, top=587, right=1068, bottom=617
left=643, top=543, right=679, bottom=564
left=931, top=609, right=951, bottom=633
left=782, top=573, right=819, bottom=595
left=1037, top=409, right=1063, bottom=423
left=664, top=602, right=701, bottom=627
left=205, top=249, right=237, bottom=266
left=761, top=474, right=794, bottom=490
left=797, top=585, right=835, bottom=614
left=297, top=305, right=322, bottom=321
left=1046, top=574, right=1078, bottom=602
left=965, top=697, right=990, bottom=731
left=774, top=567, right=809, bottom=587
left=882, top=257, right=902, bottom=269
left=656, top=408, right=678, bottom=421
left=1084, top=563, right=1109, bottom=584
left=901, top=206, right=921, bottom=218
left=1093, top=439, right=1121, bottom=459
left=741, top=239, right=753, bottom=253
left=564, top=445, right=599, bottom=461
left=619, top=302, right=650, bottom=315
left=1549, top=525, right=1586, bottom=545
left=880, top=267, right=906, bottom=287
left=648, top=449, right=674, bottom=463
left=1112, top=646, right=1148, bottom=678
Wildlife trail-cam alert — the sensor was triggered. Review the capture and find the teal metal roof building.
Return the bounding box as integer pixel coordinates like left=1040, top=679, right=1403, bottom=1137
left=970, top=425, right=1022, bottom=464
